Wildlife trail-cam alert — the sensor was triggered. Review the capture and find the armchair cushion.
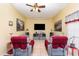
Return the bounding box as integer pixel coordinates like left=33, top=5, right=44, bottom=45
left=11, top=36, right=20, bottom=48
left=20, top=36, right=27, bottom=49
left=52, top=36, right=68, bottom=48
left=51, top=48, right=64, bottom=56
left=11, top=36, right=27, bottom=49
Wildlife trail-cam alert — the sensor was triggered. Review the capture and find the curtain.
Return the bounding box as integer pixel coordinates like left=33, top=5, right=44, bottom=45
left=65, top=11, right=79, bottom=55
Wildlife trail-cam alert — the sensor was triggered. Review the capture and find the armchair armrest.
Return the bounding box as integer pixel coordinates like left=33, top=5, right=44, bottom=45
left=27, top=44, right=32, bottom=56
left=45, top=40, right=52, bottom=49
left=7, top=42, right=13, bottom=54
left=63, top=45, right=69, bottom=56
left=26, top=40, right=34, bottom=56
left=48, top=44, right=52, bottom=56
left=29, top=40, right=34, bottom=47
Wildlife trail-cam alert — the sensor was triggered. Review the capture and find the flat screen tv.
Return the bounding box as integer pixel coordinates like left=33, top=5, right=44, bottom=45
left=34, top=24, right=45, bottom=30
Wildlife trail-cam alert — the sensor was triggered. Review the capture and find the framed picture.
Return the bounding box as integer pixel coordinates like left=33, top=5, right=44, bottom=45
left=54, top=20, right=62, bottom=31
left=16, top=18, right=24, bottom=31
left=9, top=21, right=13, bottom=26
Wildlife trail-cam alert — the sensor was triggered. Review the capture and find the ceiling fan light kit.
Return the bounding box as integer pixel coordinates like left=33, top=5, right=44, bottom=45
left=26, top=3, right=45, bottom=12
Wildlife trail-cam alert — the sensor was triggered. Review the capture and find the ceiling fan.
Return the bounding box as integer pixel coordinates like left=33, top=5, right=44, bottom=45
left=26, top=3, right=45, bottom=12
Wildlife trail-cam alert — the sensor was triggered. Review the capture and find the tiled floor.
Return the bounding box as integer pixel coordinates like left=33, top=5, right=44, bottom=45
left=32, top=40, right=48, bottom=56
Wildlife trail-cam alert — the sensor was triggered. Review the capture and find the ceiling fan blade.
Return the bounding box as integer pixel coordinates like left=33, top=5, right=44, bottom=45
left=30, top=9, right=33, bottom=12
left=26, top=4, right=33, bottom=7
left=38, top=5, right=45, bottom=8
left=38, top=9, right=41, bottom=12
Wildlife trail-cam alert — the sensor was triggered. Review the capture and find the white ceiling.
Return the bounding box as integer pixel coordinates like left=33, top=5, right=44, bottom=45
left=12, top=3, right=67, bottom=19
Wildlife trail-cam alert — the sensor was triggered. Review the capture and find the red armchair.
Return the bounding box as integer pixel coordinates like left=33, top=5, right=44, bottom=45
left=11, top=36, right=34, bottom=56
left=45, top=36, right=68, bottom=56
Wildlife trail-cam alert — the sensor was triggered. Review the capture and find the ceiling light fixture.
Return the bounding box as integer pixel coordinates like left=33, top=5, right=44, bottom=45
left=26, top=3, right=45, bottom=12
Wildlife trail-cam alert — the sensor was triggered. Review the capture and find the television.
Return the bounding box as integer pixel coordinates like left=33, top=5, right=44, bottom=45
left=34, top=24, right=45, bottom=30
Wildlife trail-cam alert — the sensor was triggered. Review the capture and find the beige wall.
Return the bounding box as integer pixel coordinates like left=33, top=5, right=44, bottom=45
left=0, top=4, right=27, bottom=55
left=52, top=3, right=79, bottom=35
left=25, top=19, right=54, bottom=39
